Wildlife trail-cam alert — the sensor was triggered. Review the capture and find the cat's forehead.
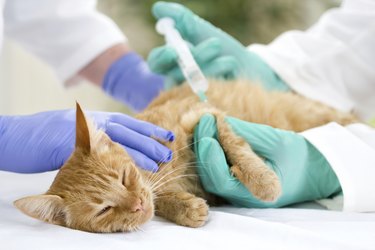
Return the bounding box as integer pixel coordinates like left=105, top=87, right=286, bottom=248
left=60, top=156, right=139, bottom=186
left=82, top=146, right=135, bottom=169
left=50, top=172, right=121, bottom=205
left=92, top=157, right=138, bottom=178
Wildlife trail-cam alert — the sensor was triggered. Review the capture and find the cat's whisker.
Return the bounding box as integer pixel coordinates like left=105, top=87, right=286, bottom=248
left=143, top=138, right=203, bottom=184
left=149, top=161, right=204, bottom=186
left=152, top=175, right=198, bottom=194
left=148, top=163, right=203, bottom=192
left=147, top=147, right=195, bottom=183
left=152, top=160, right=202, bottom=177
left=151, top=174, right=197, bottom=191
left=151, top=171, right=198, bottom=195
left=147, top=137, right=206, bottom=185
left=146, top=137, right=207, bottom=185
left=150, top=169, right=184, bottom=190
left=153, top=193, right=174, bottom=199
left=135, top=226, right=145, bottom=233
left=149, top=164, right=198, bottom=190
left=155, top=137, right=205, bottom=165
left=153, top=161, right=213, bottom=200
left=147, top=159, right=192, bottom=186
left=145, top=161, right=184, bottom=186
left=154, top=140, right=207, bottom=174
left=152, top=189, right=174, bottom=196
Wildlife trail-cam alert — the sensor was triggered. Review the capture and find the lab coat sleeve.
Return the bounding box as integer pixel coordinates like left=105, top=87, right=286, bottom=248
left=301, top=123, right=375, bottom=212
left=3, top=0, right=126, bottom=82
left=249, top=0, right=375, bottom=212
left=248, top=0, right=375, bottom=121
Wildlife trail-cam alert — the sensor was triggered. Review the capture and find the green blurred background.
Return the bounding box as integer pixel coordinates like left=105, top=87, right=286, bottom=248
left=99, top=0, right=339, bottom=56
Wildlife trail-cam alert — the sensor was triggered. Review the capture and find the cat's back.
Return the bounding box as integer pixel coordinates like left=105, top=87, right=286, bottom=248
left=146, top=79, right=357, bottom=131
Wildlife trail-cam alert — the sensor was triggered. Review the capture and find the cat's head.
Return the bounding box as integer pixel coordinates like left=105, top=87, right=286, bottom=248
left=14, top=103, right=154, bottom=232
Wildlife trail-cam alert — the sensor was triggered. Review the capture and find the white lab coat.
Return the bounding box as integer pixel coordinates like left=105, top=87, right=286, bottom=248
left=250, top=0, right=375, bottom=212
left=0, top=0, right=125, bottom=81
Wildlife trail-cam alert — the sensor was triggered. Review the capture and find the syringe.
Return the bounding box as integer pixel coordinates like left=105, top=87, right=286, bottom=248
left=156, top=17, right=208, bottom=102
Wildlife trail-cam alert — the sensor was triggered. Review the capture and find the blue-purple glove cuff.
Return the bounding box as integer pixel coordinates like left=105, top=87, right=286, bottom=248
left=103, top=52, right=165, bottom=112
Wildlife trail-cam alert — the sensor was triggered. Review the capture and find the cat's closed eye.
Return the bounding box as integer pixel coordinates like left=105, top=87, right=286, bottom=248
left=97, top=206, right=112, bottom=217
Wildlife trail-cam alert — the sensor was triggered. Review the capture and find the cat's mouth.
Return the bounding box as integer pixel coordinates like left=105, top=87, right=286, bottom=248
left=121, top=202, right=154, bottom=232
left=137, top=202, right=154, bottom=223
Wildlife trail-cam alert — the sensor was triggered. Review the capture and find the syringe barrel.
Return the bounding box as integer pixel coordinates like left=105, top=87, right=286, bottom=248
left=156, top=18, right=209, bottom=94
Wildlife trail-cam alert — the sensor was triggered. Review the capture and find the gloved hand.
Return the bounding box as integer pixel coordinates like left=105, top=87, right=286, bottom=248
left=103, top=52, right=166, bottom=112
left=194, top=114, right=341, bottom=207
left=148, top=1, right=290, bottom=91
left=0, top=110, right=174, bottom=173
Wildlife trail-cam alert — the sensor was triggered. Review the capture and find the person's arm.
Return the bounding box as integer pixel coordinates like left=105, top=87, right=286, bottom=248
left=77, top=44, right=129, bottom=87
left=4, top=0, right=165, bottom=111
left=4, top=0, right=125, bottom=82
left=249, top=0, right=375, bottom=121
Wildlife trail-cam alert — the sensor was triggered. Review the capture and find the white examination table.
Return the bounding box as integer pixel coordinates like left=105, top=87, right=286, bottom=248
left=1, top=171, right=374, bottom=250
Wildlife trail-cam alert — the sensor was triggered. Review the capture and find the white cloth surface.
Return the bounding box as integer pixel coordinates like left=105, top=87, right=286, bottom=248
left=1, top=171, right=374, bottom=250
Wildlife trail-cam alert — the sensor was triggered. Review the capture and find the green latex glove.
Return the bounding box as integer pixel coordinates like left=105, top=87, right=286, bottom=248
left=194, top=114, right=341, bottom=207
left=148, top=1, right=290, bottom=91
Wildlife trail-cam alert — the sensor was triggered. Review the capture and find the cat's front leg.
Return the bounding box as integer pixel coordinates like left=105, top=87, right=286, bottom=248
left=214, top=114, right=281, bottom=202
left=180, top=104, right=281, bottom=202
left=154, top=191, right=208, bottom=227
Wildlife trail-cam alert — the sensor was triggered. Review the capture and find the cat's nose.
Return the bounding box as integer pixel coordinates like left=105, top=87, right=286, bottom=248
left=130, top=198, right=144, bottom=213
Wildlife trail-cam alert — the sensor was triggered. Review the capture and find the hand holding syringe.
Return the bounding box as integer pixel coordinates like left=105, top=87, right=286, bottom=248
left=156, top=18, right=209, bottom=102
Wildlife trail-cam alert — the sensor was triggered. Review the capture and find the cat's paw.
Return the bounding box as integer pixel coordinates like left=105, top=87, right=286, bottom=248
left=231, top=165, right=281, bottom=202
left=175, top=193, right=209, bottom=228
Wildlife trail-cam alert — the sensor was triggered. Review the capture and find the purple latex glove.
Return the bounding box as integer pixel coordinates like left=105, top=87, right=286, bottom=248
left=103, top=52, right=165, bottom=112
left=0, top=110, right=174, bottom=173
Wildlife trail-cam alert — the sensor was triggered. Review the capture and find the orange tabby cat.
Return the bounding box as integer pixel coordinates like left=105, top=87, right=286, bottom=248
left=14, top=80, right=357, bottom=232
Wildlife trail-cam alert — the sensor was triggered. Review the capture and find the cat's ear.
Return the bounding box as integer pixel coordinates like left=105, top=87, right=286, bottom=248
left=75, top=102, right=91, bottom=152
left=14, top=195, right=66, bottom=225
